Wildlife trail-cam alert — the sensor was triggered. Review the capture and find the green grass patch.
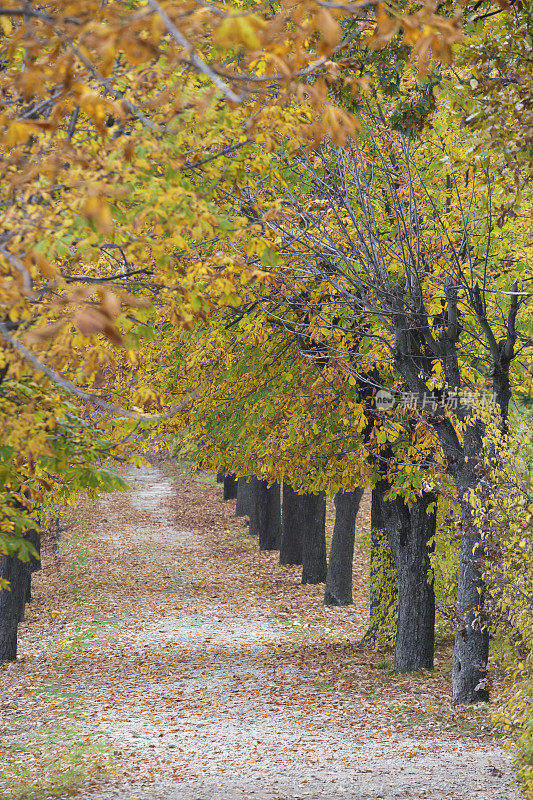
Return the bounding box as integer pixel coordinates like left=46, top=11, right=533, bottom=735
left=310, top=679, right=335, bottom=691
left=57, top=517, right=98, bottom=601
left=0, top=680, right=115, bottom=800
left=0, top=718, right=114, bottom=800
left=64, top=616, right=121, bottom=652
left=0, top=507, right=118, bottom=799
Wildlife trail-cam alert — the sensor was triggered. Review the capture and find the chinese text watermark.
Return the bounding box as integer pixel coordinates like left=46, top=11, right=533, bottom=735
left=375, top=390, right=497, bottom=413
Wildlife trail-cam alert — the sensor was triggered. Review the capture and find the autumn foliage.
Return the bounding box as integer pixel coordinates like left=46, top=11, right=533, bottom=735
left=0, top=0, right=532, bottom=794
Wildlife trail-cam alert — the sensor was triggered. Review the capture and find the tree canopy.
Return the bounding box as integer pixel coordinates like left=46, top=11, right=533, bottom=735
left=1, top=0, right=532, bottom=791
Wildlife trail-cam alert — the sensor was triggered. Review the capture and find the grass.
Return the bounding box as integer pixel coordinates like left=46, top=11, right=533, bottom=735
left=57, top=517, right=98, bottom=601
left=0, top=670, right=116, bottom=800
left=0, top=718, right=113, bottom=800
left=64, top=616, right=121, bottom=652
left=310, top=679, right=335, bottom=691
left=0, top=507, right=117, bottom=800
left=278, top=617, right=325, bottom=643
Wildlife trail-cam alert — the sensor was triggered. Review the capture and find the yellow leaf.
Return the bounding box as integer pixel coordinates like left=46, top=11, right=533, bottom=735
left=215, top=15, right=266, bottom=50
left=0, top=16, right=13, bottom=35
left=316, top=8, right=341, bottom=53
left=4, top=121, right=34, bottom=147
left=83, top=196, right=113, bottom=234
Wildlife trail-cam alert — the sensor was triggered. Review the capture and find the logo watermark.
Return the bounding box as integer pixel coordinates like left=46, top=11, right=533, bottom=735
left=374, top=390, right=497, bottom=413
left=375, top=390, right=396, bottom=411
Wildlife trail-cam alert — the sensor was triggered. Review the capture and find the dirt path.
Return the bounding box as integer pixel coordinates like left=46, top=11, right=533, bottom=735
left=8, top=459, right=518, bottom=799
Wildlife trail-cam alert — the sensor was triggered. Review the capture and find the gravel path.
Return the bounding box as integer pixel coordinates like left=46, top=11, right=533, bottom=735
left=77, top=463, right=517, bottom=800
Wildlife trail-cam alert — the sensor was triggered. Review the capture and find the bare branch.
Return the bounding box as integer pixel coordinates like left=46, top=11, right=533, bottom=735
left=146, top=0, right=242, bottom=103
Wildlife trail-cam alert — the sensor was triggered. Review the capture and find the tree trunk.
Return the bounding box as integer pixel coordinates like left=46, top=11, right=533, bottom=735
left=247, top=477, right=259, bottom=535
left=376, top=480, right=437, bottom=672
left=452, top=497, right=490, bottom=704
left=430, top=416, right=492, bottom=702
left=0, top=553, right=29, bottom=662
left=26, top=529, right=41, bottom=604
left=236, top=477, right=253, bottom=518
left=280, top=483, right=303, bottom=565
left=324, top=489, right=363, bottom=605
left=361, top=485, right=397, bottom=646
left=216, top=471, right=224, bottom=483
left=249, top=479, right=281, bottom=550
left=223, top=474, right=238, bottom=500
left=301, top=491, right=327, bottom=584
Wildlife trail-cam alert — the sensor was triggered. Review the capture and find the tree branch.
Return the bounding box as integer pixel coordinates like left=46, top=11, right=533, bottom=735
left=146, top=0, right=242, bottom=103
left=0, top=322, right=203, bottom=422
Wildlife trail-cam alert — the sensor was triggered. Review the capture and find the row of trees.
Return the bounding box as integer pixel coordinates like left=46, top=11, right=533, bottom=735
left=221, top=469, right=431, bottom=669
left=158, top=102, right=530, bottom=705
left=1, top=0, right=532, bottom=791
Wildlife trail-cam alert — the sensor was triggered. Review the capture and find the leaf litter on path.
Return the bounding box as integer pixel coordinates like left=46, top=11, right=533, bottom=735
left=0, top=457, right=518, bottom=800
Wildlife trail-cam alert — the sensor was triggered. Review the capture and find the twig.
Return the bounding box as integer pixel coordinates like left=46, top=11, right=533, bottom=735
left=63, top=267, right=153, bottom=283
left=146, top=0, right=242, bottom=103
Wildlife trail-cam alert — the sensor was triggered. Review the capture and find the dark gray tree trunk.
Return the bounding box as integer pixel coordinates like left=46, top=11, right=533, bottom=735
left=249, top=479, right=281, bottom=550
left=376, top=480, right=437, bottom=672
left=280, top=483, right=303, bottom=565
left=223, top=474, right=238, bottom=500
left=26, top=529, right=41, bottom=604
left=433, top=424, right=491, bottom=703
left=324, top=489, right=363, bottom=605
left=361, top=485, right=397, bottom=646
left=301, top=491, right=327, bottom=584
left=0, top=554, right=29, bottom=662
left=216, top=471, right=224, bottom=483
left=247, top=477, right=259, bottom=535
left=236, top=477, right=253, bottom=518
left=452, top=496, right=490, bottom=703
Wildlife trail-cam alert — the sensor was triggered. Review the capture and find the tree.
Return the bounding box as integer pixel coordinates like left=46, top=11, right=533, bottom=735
left=361, top=487, right=398, bottom=647
left=249, top=479, right=281, bottom=551
left=0, top=0, right=364, bottom=571
left=0, top=0, right=527, bottom=694
left=1, top=1, right=357, bottom=652
left=236, top=477, right=253, bottom=519
left=301, top=491, right=328, bottom=585
left=0, top=551, right=28, bottom=662
left=238, top=108, right=531, bottom=700
left=158, top=297, right=441, bottom=663
left=280, top=484, right=304, bottom=566
left=280, top=484, right=327, bottom=582
left=376, top=480, right=437, bottom=671
left=324, top=489, right=363, bottom=606
left=223, top=474, right=238, bottom=501
left=478, top=420, right=533, bottom=795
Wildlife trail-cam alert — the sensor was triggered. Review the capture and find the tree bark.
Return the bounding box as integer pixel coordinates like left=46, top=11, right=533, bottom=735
left=0, top=553, right=29, bottom=662
left=361, top=485, right=397, bottom=646
left=280, top=483, right=303, bottom=565
left=376, top=480, right=437, bottom=672
left=301, top=491, right=327, bottom=584
left=451, top=496, right=490, bottom=703
left=247, top=477, right=259, bottom=535
left=249, top=479, right=281, bottom=550
left=26, top=529, right=41, bottom=604
left=216, top=470, right=224, bottom=483
left=223, top=474, right=238, bottom=500
left=432, top=422, right=491, bottom=703
left=236, top=477, right=253, bottom=518
left=324, top=489, right=363, bottom=605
